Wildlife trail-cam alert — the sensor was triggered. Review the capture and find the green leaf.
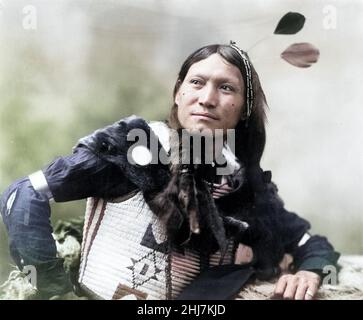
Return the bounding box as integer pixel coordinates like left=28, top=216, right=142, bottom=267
left=274, top=12, right=306, bottom=35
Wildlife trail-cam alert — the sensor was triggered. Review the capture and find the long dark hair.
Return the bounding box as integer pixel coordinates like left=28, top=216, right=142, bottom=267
left=168, top=44, right=268, bottom=169
left=147, top=44, right=270, bottom=256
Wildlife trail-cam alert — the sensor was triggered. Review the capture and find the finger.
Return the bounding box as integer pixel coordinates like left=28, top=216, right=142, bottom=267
left=304, top=289, right=314, bottom=300
left=212, top=189, right=233, bottom=195
left=189, top=209, right=200, bottom=234
left=213, top=182, right=229, bottom=187
left=212, top=190, right=231, bottom=196
left=305, top=282, right=319, bottom=300
left=235, top=244, right=253, bottom=264
left=212, top=189, right=233, bottom=199
left=294, top=281, right=309, bottom=300
left=274, top=276, right=288, bottom=297
left=283, top=277, right=299, bottom=300
left=213, top=183, right=233, bottom=190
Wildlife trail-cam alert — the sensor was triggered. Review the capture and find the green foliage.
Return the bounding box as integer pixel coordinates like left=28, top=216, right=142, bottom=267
left=0, top=37, right=171, bottom=286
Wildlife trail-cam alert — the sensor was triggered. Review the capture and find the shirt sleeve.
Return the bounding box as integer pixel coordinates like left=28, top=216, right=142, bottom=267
left=257, top=175, right=340, bottom=275
left=43, top=146, right=136, bottom=201
left=275, top=192, right=340, bottom=275
left=0, top=146, right=136, bottom=297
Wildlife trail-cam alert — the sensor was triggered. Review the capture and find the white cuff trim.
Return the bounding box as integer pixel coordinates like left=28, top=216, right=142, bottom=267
left=28, top=170, right=53, bottom=200
left=298, top=232, right=311, bottom=247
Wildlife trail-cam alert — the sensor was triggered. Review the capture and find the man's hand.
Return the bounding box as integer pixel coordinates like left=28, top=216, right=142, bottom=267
left=273, top=270, right=321, bottom=300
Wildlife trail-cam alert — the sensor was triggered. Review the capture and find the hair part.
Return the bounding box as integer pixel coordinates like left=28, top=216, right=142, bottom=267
left=168, top=43, right=268, bottom=167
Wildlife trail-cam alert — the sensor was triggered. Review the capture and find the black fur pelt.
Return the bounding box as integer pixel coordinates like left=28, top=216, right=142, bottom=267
left=76, top=115, right=171, bottom=193
left=146, top=163, right=228, bottom=258
left=215, top=179, right=286, bottom=279
left=77, top=116, right=287, bottom=280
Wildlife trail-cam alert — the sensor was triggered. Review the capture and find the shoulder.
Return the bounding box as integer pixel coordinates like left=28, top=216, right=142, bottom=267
left=73, top=115, right=173, bottom=160
left=249, top=167, right=285, bottom=205
left=148, top=120, right=171, bottom=153
left=74, top=115, right=152, bottom=151
left=73, top=115, right=171, bottom=192
left=247, top=164, right=275, bottom=192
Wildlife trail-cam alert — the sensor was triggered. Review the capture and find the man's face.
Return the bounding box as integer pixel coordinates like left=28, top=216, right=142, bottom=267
left=175, top=53, right=245, bottom=134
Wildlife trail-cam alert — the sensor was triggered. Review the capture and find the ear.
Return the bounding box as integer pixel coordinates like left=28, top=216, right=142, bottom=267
left=175, top=91, right=180, bottom=106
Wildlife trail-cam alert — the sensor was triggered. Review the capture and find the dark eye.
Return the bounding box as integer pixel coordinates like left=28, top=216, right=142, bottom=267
left=221, top=85, right=234, bottom=92
left=190, top=79, right=202, bottom=85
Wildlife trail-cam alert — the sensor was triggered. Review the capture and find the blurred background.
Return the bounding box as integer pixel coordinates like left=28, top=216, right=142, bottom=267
left=0, top=0, right=362, bottom=285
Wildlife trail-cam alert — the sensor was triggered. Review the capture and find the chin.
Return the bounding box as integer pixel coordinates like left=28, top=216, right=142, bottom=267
left=190, top=125, right=218, bottom=136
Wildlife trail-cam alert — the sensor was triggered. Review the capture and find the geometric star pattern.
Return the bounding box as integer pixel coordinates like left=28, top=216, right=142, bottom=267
left=127, top=251, right=163, bottom=288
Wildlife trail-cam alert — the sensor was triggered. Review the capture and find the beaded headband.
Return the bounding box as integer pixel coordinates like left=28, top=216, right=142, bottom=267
left=229, top=41, right=254, bottom=120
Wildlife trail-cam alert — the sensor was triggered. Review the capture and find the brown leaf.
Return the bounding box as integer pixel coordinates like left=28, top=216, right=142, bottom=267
left=281, top=43, right=320, bottom=68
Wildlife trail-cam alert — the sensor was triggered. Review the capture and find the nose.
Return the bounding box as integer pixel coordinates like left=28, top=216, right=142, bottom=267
left=198, top=84, right=217, bottom=108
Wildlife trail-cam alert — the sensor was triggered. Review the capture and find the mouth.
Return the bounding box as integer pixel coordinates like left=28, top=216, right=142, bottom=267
left=191, top=112, right=219, bottom=120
